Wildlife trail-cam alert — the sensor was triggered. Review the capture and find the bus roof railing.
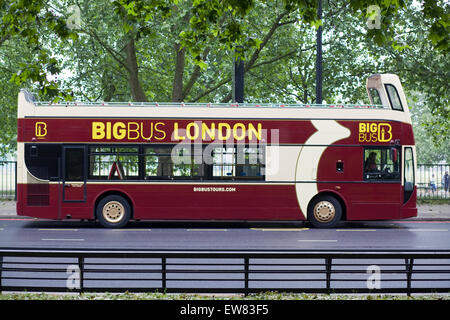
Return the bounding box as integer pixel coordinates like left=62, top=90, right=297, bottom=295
left=33, top=101, right=389, bottom=109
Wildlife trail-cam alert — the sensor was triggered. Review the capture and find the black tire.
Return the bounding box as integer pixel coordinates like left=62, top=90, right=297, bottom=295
left=96, top=195, right=131, bottom=228
left=307, top=195, right=342, bottom=228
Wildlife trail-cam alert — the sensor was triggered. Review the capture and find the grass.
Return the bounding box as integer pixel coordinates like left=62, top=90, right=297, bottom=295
left=0, top=292, right=448, bottom=300
left=417, top=199, right=450, bottom=205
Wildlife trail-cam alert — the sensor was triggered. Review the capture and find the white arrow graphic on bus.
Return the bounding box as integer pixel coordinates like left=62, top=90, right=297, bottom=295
left=295, top=120, right=351, bottom=219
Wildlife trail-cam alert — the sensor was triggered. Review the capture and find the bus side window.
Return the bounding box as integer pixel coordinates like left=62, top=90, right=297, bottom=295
left=65, top=148, right=84, bottom=181
left=364, top=147, right=400, bottom=181
left=25, top=144, right=61, bottom=180
left=368, top=88, right=382, bottom=106
left=89, top=146, right=139, bottom=180
left=384, top=84, right=403, bottom=111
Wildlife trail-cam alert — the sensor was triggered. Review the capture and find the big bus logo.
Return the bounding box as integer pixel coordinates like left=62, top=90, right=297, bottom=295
left=358, top=122, right=392, bottom=143
left=35, top=122, right=48, bottom=139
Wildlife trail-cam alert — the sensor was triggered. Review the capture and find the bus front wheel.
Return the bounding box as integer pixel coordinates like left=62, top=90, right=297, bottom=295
left=96, top=195, right=131, bottom=228
left=307, top=195, right=342, bottom=228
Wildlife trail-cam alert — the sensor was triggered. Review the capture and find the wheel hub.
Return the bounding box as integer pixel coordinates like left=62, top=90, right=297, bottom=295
left=313, top=201, right=336, bottom=223
left=102, top=201, right=125, bottom=223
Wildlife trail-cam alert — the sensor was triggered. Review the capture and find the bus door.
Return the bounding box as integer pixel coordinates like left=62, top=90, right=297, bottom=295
left=353, top=146, right=402, bottom=220
left=62, top=146, right=87, bottom=203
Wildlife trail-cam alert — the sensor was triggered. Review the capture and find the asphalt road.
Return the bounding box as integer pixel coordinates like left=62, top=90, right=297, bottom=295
left=0, top=218, right=449, bottom=251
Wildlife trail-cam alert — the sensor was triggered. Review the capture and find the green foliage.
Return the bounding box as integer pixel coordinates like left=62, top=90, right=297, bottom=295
left=410, top=94, right=450, bottom=164
left=0, top=0, right=78, bottom=100
left=0, top=0, right=448, bottom=159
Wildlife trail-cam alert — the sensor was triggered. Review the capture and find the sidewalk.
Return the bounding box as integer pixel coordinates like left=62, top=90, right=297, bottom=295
left=414, top=204, right=450, bottom=220
left=1, top=200, right=449, bottom=220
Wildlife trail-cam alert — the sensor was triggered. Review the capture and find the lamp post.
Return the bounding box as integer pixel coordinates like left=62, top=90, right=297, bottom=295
left=315, top=0, right=323, bottom=104
left=232, top=46, right=244, bottom=104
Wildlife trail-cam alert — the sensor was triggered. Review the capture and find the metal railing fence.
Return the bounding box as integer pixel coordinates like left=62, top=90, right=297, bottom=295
left=1, top=161, right=449, bottom=200
left=0, top=249, right=449, bottom=296
left=417, top=164, right=450, bottom=200
left=0, top=161, right=16, bottom=200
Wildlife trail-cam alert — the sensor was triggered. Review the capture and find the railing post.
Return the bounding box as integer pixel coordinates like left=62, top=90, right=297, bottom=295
left=405, top=258, right=414, bottom=297
left=326, top=257, right=332, bottom=293
left=244, top=257, right=249, bottom=296
left=78, top=256, right=84, bottom=294
left=14, top=161, right=17, bottom=201
left=162, top=257, right=166, bottom=292
left=0, top=255, right=3, bottom=294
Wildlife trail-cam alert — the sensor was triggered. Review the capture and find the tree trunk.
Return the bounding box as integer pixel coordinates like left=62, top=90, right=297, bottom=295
left=182, top=47, right=210, bottom=101
left=172, top=43, right=186, bottom=102
left=125, top=38, right=148, bottom=102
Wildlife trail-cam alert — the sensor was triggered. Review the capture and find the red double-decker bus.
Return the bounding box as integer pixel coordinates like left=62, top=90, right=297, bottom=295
left=16, top=74, right=417, bottom=228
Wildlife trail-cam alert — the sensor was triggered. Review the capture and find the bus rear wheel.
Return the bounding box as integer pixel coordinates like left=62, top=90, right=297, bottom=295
left=96, top=195, right=131, bottom=228
left=307, top=195, right=342, bottom=228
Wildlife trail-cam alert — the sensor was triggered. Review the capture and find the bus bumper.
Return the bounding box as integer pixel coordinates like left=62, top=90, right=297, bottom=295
left=400, top=207, right=417, bottom=219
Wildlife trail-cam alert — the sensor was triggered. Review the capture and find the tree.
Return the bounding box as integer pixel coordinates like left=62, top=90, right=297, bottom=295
left=0, top=0, right=448, bottom=158
left=410, top=93, right=450, bottom=164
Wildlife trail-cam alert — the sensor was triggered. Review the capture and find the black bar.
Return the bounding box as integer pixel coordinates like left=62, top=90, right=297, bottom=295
left=0, top=255, right=3, bottom=294
left=1, top=249, right=450, bottom=258
left=406, top=258, right=414, bottom=297
left=14, top=161, right=17, bottom=201
left=326, top=257, right=332, bottom=293
left=234, top=46, right=244, bottom=104
left=162, top=257, right=167, bottom=291
left=78, top=256, right=84, bottom=293
left=244, top=257, right=249, bottom=296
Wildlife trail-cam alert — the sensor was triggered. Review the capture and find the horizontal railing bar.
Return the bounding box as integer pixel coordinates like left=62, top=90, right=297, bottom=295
left=3, top=276, right=449, bottom=282
left=3, top=286, right=449, bottom=294
left=165, top=278, right=324, bottom=282
left=33, top=101, right=388, bottom=109
left=2, top=276, right=76, bottom=281
left=3, top=249, right=450, bottom=255
left=1, top=254, right=449, bottom=261
left=2, top=271, right=450, bottom=281
left=4, top=267, right=444, bottom=273
left=0, top=287, right=83, bottom=292
left=1, top=268, right=75, bottom=273
left=333, top=271, right=450, bottom=274
left=2, top=277, right=161, bottom=281
left=2, top=262, right=77, bottom=265
left=250, top=264, right=325, bottom=266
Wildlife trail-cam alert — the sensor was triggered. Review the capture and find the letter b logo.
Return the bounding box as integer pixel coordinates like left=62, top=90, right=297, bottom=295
left=35, top=122, right=47, bottom=139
